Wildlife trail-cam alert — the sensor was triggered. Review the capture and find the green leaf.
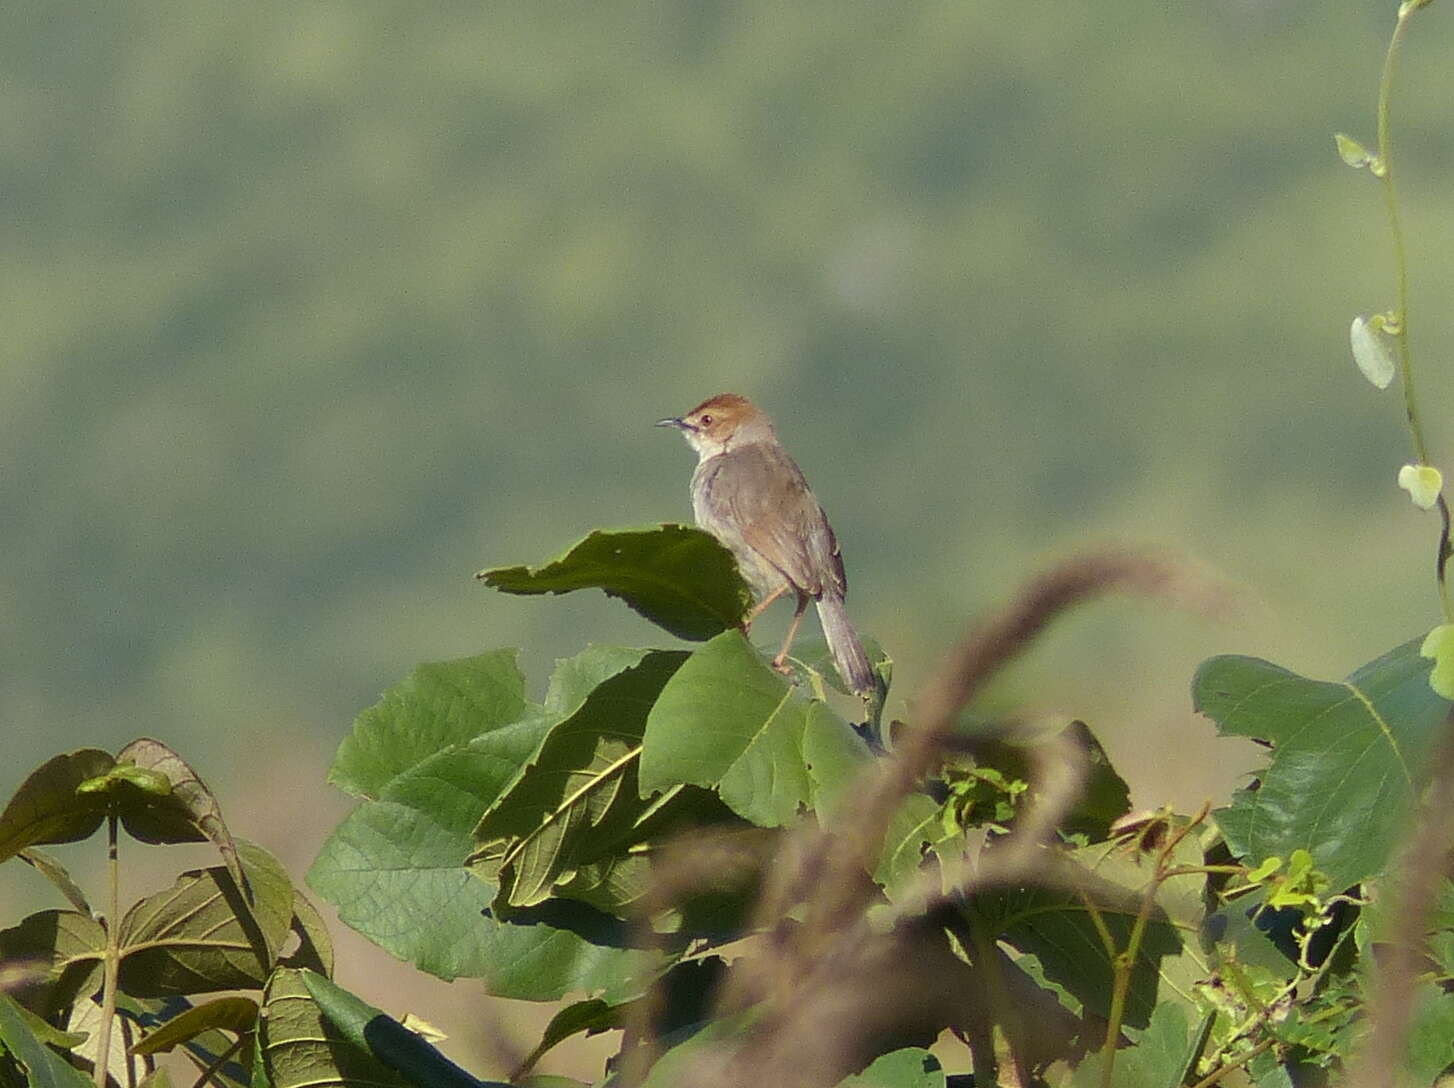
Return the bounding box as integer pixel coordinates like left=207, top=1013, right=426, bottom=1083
left=308, top=790, right=661, bottom=999
left=110, top=739, right=247, bottom=895
left=511, top=998, right=622, bottom=1077
left=259, top=968, right=412, bottom=1088
left=1069, top=1002, right=1207, bottom=1088
left=478, top=525, right=752, bottom=641
left=0, top=750, right=116, bottom=864
left=130, top=996, right=258, bottom=1055
left=279, top=888, right=334, bottom=975
left=1406, top=981, right=1454, bottom=1084
left=1194, top=639, right=1450, bottom=888
left=472, top=650, right=683, bottom=908
left=0, top=993, right=94, bottom=1088
left=117, top=841, right=294, bottom=997
left=0, top=910, right=107, bottom=1019
left=1334, top=132, right=1373, bottom=169
left=837, top=1047, right=945, bottom=1087
left=330, top=650, right=532, bottom=799
left=640, top=631, right=868, bottom=827
left=1421, top=623, right=1454, bottom=699
left=976, top=836, right=1208, bottom=1030
left=312, top=648, right=675, bottom=998
left=299, top=970, right=508, bottom=1088
left=1350, top=315, right=1397, bottom=389
left=17, top=849, right=92, bottom=914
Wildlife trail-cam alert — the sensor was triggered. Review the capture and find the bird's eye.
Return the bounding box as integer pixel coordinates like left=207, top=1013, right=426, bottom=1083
left=700, top=414, right=713, bottom=426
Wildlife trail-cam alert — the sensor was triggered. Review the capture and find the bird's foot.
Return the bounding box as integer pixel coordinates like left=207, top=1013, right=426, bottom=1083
left=770, top=655, right=793, bottom=677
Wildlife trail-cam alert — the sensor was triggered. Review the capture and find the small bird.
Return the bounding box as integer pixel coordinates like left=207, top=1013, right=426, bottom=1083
left=657, top=393, right=875, bottom=695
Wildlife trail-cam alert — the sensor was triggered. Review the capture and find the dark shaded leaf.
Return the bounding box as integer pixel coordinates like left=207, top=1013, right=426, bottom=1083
left=513, top=998, right=622, bottom=1077
left=0, top=910, right=106, bottom=1019
left=0, top=750, right=115, bottom=864
left=278, top=888, right=333, bottom=975
left=0, top=993, right=93, bottom=1088
left=259, top=968, right=411, bottom=1088
left=112, top=739, right=245, bottom=895
left=473, top=651, right=686, bottom=909
left=300, top=970, right=508, bottom=1088
left=130, top=996, right=257, bottom=1055
left=976, top=837, right=1207, bottom=1030
left=478, top=525, right=752, bottom=641
left=117, top=841, right=293, bottom=997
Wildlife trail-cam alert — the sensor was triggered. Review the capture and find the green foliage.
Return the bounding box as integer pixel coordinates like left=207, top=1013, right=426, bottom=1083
left=479, top=525, right=753, bottom=641
left=1194, top=641, right=1449, bottom=888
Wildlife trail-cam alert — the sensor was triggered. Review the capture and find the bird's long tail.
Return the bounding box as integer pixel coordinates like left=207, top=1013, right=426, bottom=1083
left=816, top=594, right=875, bottom=695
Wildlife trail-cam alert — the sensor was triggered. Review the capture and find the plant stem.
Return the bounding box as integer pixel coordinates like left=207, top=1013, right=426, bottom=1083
left=1375, top=2, right=1453, bottom=619
left=93, top=812, right=121, bottom=1088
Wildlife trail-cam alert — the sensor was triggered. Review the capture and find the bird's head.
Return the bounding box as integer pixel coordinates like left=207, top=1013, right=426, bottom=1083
left=656, top=393, right=776, bottom=458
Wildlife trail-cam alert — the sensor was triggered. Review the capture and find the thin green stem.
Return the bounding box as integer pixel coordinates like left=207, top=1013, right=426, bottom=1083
left=93, top=813, right=121, bottom=1088
left=1375, top=2, right=1453, bottom=620
left=1377, top=7, right=1422, bottom=460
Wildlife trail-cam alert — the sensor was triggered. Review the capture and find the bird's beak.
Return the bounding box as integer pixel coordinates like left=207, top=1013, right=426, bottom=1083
left=656, top=416, right=689, bottom=431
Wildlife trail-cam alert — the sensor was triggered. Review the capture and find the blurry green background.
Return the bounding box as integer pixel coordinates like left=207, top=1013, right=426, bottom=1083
left=6, top=0, right=1454, bottom=1077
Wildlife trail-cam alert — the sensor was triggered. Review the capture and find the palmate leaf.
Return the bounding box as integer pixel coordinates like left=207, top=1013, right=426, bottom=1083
left=478, top=525, right=752, bottom=641
left=1194, top=638, right=1450, bottom=888
left=117, top=840, right=294, bottom=997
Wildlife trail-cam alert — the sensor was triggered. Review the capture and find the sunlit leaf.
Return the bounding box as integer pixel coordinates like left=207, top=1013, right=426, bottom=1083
left=1195, top=639, right=1450, bottom=888
left=479, top=525, right=752, bottom=641
left=1398, top=462, right=1442, bottom=510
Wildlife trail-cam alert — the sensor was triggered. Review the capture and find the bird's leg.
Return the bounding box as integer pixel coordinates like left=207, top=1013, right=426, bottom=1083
left=771, top=591, right=811, bottom=675
left=743, top=583, right=789, bottom=635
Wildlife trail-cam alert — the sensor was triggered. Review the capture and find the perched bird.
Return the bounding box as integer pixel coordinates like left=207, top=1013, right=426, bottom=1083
left=657, top=393, right=875, bottom=695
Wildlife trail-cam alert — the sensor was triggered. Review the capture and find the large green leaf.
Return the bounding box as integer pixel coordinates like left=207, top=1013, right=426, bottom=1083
left=473, top=651, right=685, bottom=909
left=1194, top=639, right=1450, bottom=888
left=117, top=840, right=294, bottom=997
left=478, top=525, right=752, bottom=641
left=639, top=631, right=868, bottom=827
left=310, top=648, right=672, bottom=998
left=330, top=650, right=532, bottom=799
